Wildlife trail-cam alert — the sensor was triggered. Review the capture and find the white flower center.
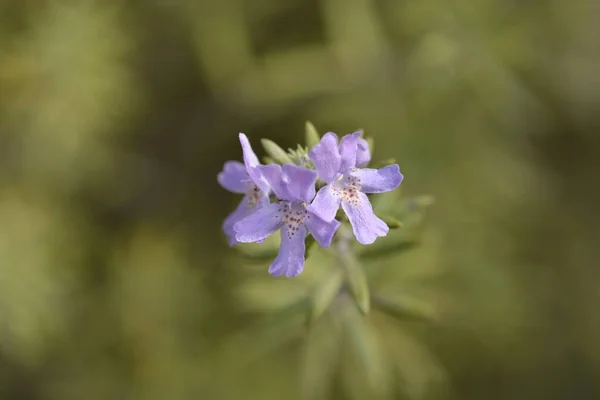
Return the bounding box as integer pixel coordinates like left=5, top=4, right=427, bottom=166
left=330, top=170, right=362, bottom=206
left=247, top=184, right=264, bottom=207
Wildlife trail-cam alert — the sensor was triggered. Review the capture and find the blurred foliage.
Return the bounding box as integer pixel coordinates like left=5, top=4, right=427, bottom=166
left=1, top=0, right=600, bottom=399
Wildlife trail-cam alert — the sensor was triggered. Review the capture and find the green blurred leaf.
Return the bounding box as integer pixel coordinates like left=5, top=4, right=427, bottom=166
left=305, top=121, right=321, bottom=148
left=376, top=315, right=447, bottom=400
left=261, top=139, right=294, bottom=164
left=341, top=298, right=391, bottom=400
left=236, top=234, right=280, bottom=261
left=378, top=214, right=403, bottom=229
left=345, top=256, right=370, bottom=314
left=307, top=269, right=343, bottom=326
left=301, top=311, right=343, bottom=400
left=222, top=298, right=310, bottom=369
left=372, top=294, right=437, bottom=322
left=356, top=232, right=420, bottom=260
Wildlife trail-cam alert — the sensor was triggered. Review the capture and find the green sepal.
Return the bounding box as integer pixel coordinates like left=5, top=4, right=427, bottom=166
left=372, top=294, right=437, bottom=322
left=262, top=156, right=275, bottom=164
left=307, top=269, right=343, bottom=327
left=305, top=121, right=321, bottom=148
left=261, top=139, right=294, bottom=164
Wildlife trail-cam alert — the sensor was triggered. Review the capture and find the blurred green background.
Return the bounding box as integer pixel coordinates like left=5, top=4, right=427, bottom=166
left=1, top=0, right=599, bottom=399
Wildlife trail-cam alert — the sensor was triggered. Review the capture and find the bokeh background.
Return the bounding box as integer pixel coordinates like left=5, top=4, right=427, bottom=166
left=1, top=0, right=599, bottom=399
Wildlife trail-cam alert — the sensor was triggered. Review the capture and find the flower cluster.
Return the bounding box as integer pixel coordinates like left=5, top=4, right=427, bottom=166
left=218, top=131, right=403, bottom=277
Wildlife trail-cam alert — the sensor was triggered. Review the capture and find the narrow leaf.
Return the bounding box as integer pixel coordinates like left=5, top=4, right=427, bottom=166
left=372, top=294, right=437, bottom=322
left=301, top=310, right=342, bottom=400
left=341, top=298, right=391, bottom=399
left=307, top=269, right=343, bottom=327
left=378, top=214, right=403, bottom=229
left=261, top=139, right=294, bottom=164
left=305, top=121, right=321, bottom=148
left=344, top=256, right=370, bottom=314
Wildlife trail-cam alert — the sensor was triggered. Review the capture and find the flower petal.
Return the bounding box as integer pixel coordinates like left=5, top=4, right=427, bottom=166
left=234, top=202, right=283, bottom=243
left=305, top=212, right=341, bottom=248
left=222, top=195, right=254, bottom=246
left=269, top=224, right=307, bottom=277
left=339, top=132, right=361, bottom=173
left=258, top=164, right=290, bottom=200
left=341, top=192, right=389, bottom=245
left=282, top=164, right=317, bottom=202
left=239, top=133, right=270, bottom=193
left=308, top=132, right=341, bottom=183
left=306, top=185, right=341, bottom=222
left=356, top=138, right=371, bottom=167
left=350, top=164, right=403, bottom=193
left=218, top=161, right=249, bottom=193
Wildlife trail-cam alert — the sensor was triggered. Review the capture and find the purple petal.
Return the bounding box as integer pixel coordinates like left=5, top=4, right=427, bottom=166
left=306, top=185, right=341, bottom=222
left=282, top=164, right=317, bottom=203
left=308, top=132, right=341, bottom=183
left=356, top=138, right=371, bottom=167
left=258, top=164, right=290, bottom=200
left=341, top=192, right=389, bottom=245
left=234, top=202, right=283, bottom=243
left=222, top=195, right=254, bottom=246
left=305, top=212, right=341, bottom=248
left=239, top=133, right=270, bottom=193
left=269, top=224, right=307, bottom=277
left=218, top=161, right=249, bottom=194
left=339, top=132, right=361, bottom=173
left=350, top=164, right=403, bottom=193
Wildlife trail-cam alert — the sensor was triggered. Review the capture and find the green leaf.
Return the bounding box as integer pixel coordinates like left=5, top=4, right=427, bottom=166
left=307, top=269, right=343, bottom=327
left=305, top=121, right=321, bottom=148
left=341, top=299, right=391, bottom=399
left=345, top=256, right=370, bottom=314
left=356, top=235, right=420, bottom=260
left=378, top=214, right=403, bottom=229
left=301, top=310, right=342, bottom=400
left=221, top=298, right=310, bottom=369
left=372, top=294, right=437, bottom=322
left=261, top=139, right=294, bottom=164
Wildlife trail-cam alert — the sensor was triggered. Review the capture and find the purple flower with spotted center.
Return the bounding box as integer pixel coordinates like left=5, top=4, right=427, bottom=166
left=234, top=163, right=341, bottom=278
left=307, top=132, right=403, bottom=245
left=218, top=133, right=271, bottom=246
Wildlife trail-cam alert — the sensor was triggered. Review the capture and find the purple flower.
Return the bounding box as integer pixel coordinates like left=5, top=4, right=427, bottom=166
left=234, top=163, right=341, bottom=278
left=307, top=132, right=403, bottom=245
left=218, top=133, right=271, bottom=246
